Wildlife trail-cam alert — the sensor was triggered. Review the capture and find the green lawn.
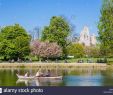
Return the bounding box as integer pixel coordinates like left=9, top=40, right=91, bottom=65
left=0, top=55, right=113, bottom=64
left=47, top=58, right=113, bottom=63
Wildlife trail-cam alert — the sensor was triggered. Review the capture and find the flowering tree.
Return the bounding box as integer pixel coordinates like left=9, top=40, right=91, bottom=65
left=31, top=40, right=62, bottom=59
left=30, top=40, right=41, bottom=56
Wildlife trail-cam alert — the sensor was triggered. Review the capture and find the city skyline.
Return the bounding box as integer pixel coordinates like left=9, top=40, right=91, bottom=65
left=0, top=0, right=102, bottom=35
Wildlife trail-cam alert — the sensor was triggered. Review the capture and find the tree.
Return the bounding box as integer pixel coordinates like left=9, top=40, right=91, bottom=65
left=67, top=43, right=84, bottom=58
left=31, top=40, right=62, bottom=59
left=98, top=0, right=113, bottom=57
left=41, top=16, right=71, bottom=57
left=0, top=24, right=31, bottom=60
left=84, top=46, right=100, bottom=58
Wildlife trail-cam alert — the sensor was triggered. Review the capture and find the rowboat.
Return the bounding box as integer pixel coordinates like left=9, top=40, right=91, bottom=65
left=16, top=74, right=62, bottom=80
left=16, top=74, right=35, bottom=79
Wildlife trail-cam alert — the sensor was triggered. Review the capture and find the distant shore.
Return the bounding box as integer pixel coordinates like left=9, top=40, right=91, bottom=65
left=0, top=63, right=107, bottom=69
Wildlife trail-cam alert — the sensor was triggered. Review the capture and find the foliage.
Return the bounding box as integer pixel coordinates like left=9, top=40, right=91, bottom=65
left=98, top=0, right=113, bottom=57
left=84, top=46, right=100, bottom=58
left=67, top=43, right=84, bottom=58
left=31, top=40, right=62, bottom=59
left=41, top=16, right=71, bottom=57
left=0, top=24, right=31, bottom=60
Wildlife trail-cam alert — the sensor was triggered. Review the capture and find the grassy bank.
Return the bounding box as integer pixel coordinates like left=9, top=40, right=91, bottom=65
left=0, top=63, right=107, bottom=70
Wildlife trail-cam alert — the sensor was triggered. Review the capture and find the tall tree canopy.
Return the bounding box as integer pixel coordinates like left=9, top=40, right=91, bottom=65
left=0, top=24, right=31, bottom=60
left=67, top=43, right=84, bottom=58
left=98, top=0, right=113, bottom=57
left=41, top=16, right=71, bottom=57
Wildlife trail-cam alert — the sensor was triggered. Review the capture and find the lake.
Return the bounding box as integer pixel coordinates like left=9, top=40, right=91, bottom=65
left=0, top=67, right=113, bottom=86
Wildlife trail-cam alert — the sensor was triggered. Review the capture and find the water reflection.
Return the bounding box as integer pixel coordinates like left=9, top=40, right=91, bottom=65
left=16, top=78, right=63, bottom=86
left=0, top=68, right=113, bottom=86
left=16, top=79, right=40, bottom=86
left=64, top=75, right=103, bottom=86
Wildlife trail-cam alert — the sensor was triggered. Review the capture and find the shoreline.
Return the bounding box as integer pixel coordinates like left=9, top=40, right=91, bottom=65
left=0, top=63, right=107, bottom=69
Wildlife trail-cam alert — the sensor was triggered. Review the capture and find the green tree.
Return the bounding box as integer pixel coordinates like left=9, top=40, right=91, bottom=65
left=41, top=16, right=71, bottom=57
left=0, top=24, right=31, bottom=60
left=84, top=46, right=100, bottom=58
left=98, top=0, right=113, bottom=57
left=67, top=43, right=84, bottom=58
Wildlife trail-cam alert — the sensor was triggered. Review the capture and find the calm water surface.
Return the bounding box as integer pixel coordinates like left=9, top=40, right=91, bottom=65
left=0, top=68, right=113, bottom=86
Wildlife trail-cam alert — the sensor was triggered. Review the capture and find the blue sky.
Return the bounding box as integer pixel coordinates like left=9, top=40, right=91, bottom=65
left=0, top=0, right=102, bottom=35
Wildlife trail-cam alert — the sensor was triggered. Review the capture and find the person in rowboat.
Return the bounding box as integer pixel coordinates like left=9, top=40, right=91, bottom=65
left=24, top=72, right=28, bottom=77
left=35, top=71, right=40, bottom=77
left=45, top=70, right=51, bottom=77
left=35, top=70, right=44, bottom=77
left=36, top=70, right=51, bottom=77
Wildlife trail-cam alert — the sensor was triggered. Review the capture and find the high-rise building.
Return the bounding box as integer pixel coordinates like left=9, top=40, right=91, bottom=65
left=73, top=26, right=97, bottom=46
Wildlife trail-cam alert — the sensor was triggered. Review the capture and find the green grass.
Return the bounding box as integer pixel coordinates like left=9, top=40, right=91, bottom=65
left=24, top=57, right=113, bottom=63
left=45, top=58, right=113, bottom=63
left=0, top=55, right=113, bottom=64
left=106, top=58, right=113, bottom=65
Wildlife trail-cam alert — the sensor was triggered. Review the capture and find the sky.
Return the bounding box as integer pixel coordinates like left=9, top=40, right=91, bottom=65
left=0, top=0, right=102, bottom=36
